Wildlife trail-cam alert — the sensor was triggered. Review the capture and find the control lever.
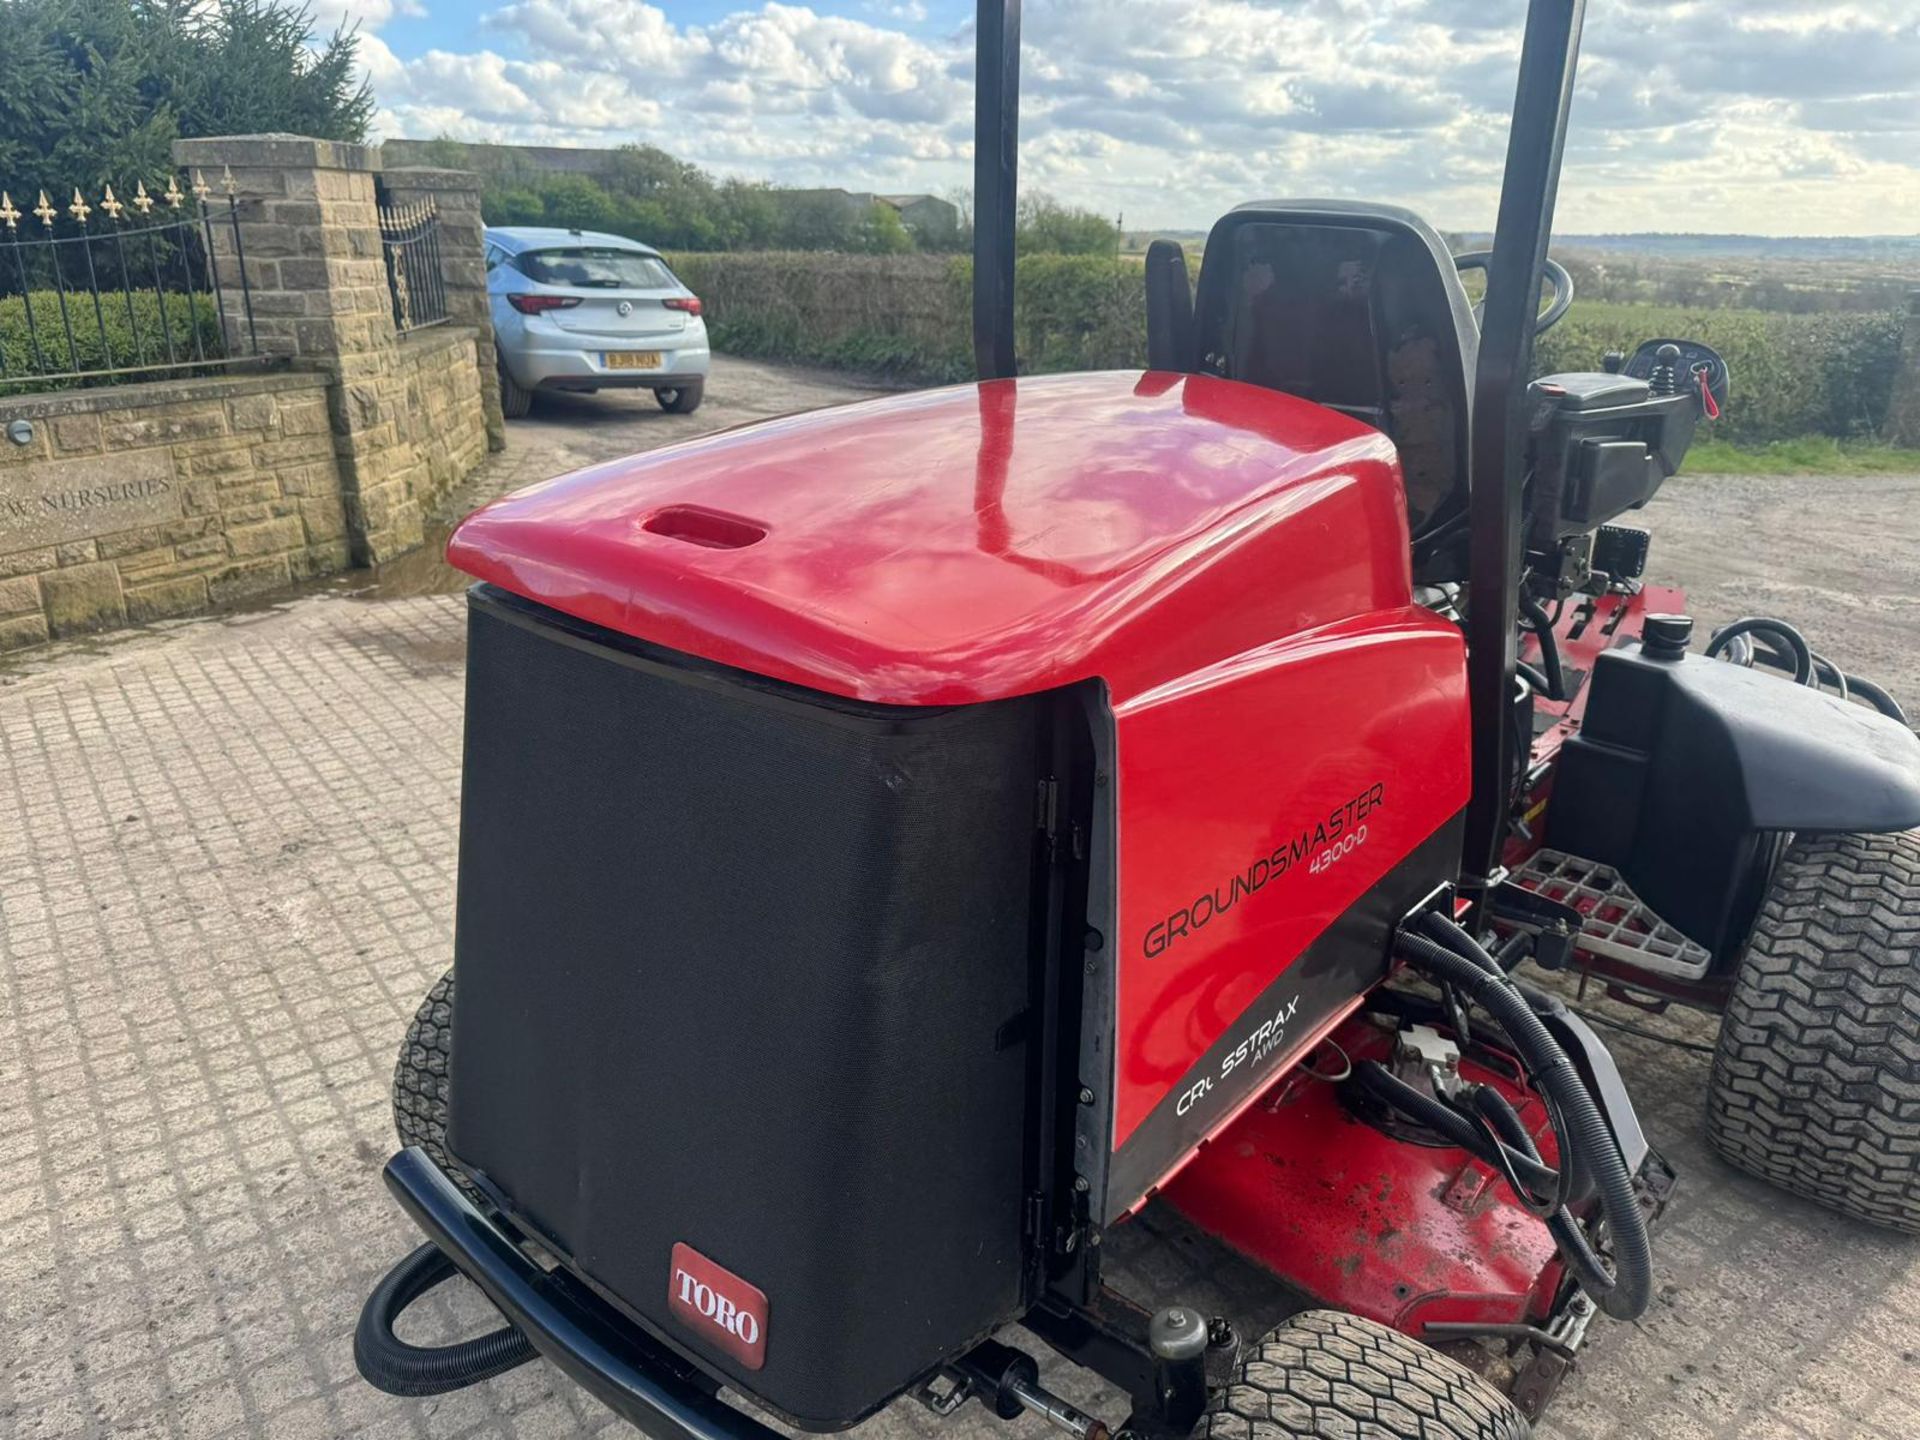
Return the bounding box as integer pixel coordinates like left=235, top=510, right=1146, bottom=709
left=1648, top=343, right=1681, bottom=396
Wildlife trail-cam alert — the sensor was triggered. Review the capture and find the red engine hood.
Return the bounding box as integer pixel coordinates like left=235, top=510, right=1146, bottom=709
left=448, top=371, right=1411, bottom=706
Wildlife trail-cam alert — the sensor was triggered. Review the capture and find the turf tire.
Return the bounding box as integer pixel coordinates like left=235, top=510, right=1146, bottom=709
left=1197, top=1310, right=1529, bottom=1440
left=1708, top=830, right=1920, bottom=1231
left=393, top=968, right=468, bottom=1190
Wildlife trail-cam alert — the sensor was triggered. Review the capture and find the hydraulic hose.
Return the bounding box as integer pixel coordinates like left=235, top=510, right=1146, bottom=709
left=1705, top=616, right=1814, bottom=686
left=1520, top=593, right=1567, bottom=701
left=1386, top=918, right=1653, bottom=1321
left=355, top=1242, right=538, bottom=1396
left=1735, top=631, right=1907, bottom=724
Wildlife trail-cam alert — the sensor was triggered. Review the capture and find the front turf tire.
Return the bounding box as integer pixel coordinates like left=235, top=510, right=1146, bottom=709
left=1198, top=1311, right=1529, bottom=1440
left=656, top=380, right=704, bottom=414
left=1708, top=831, right=1920, bottom=1231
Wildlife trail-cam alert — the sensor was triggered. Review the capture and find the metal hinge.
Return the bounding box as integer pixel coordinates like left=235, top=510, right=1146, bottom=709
left=1037, top=777, right=1061, bottom=859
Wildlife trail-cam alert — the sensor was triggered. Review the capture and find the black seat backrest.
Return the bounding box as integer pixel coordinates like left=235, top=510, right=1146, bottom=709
left=1190, top=202, right=1478, bottom=576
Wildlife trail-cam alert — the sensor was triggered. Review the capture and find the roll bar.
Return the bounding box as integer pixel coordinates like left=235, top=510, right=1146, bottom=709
left=972, top=0, right=1021, bottom=382
left=1461, top=0, right=1588, bottom=896
left=969, top=0, right=1590, bottom=903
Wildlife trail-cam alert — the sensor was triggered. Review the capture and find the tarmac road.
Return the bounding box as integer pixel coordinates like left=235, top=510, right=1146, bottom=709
left=4, top=357, right=1919, bottom=1440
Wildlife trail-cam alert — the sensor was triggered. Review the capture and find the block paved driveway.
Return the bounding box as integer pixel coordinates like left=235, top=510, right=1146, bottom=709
left=6, top=358, right=1920, bottom=1440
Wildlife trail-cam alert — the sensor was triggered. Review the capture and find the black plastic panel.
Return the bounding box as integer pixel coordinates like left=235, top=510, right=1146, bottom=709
left=1548, top=642, right=1920, bottom=956
left=448, top=588, right=1047, bottom=1428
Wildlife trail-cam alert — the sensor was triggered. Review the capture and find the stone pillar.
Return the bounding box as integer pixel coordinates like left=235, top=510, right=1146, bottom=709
left=171, top=134, right=422, bottom=563
left=377, top=165, right=506, bottom=451
left=1886, top=292, right=1920, bottom=449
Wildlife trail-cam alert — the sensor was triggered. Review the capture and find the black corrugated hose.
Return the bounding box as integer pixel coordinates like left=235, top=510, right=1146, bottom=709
left=355, top=1242, right=538, bottom=1396
left=1358, top=914, right=1654, bottom=1322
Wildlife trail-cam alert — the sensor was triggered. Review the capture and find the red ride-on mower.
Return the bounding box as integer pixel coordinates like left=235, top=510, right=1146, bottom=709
left=355, top=2, right=1920, bottom=1436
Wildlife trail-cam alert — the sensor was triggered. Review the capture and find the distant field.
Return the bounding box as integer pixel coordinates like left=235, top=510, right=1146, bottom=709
left=1124, top=230, right=1920, bottom=315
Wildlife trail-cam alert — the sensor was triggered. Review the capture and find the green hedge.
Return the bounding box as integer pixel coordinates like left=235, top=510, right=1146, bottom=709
left=668, top=252, right=1908, bottom=444
left=0, top=290, right=226, bottom=392
left=1536, top=302, right=1905, bottom=444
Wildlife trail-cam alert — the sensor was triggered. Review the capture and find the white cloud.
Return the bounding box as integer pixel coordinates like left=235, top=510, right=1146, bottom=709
left=358, top=0, right=1920, bottom=233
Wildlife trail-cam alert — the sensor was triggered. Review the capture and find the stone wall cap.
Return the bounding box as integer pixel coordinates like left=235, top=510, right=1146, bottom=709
left=376, top=164, right=481, bottom=191
left=0, top=368, right=328, bottom=422
left=171, top=134, right=376, bottom=173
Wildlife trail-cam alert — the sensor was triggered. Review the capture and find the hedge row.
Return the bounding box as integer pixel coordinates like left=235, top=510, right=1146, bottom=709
left=667, top=252, right=1908, bottom=444
left=0, top=290, right=226, bottom=392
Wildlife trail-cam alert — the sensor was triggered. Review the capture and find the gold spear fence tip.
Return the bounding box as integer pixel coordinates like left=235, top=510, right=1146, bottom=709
left=33, top=190, right=56, bottom=227
left=100, top=184, right=124, bottom=221
left=132, top=180, right=154, bottom=215
left=163, top=175, right=184, bottom=208
left=191, top=170, right=211, bottom=203
left=68, top=187, right=91, bottom=224
left=220, top=164, right=237, bottom=197
left=0, top=192, right=18, bottom=231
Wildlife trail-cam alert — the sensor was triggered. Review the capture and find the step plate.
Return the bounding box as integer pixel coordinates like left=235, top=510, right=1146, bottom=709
left=1514, top=848, right=1713, bottom=980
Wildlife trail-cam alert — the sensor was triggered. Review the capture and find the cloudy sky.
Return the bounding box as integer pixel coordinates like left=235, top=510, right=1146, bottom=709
left=334, top=0, right=1920, bottom=235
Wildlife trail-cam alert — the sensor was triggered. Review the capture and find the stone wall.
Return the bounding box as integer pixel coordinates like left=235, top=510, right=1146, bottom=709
left=0, top=372, right=348, bottom=649
left=0, top=134, right=502, bottom=654
left=170, top=133, right=501, bottom=565
left=381, top=326, right=491, bottom=547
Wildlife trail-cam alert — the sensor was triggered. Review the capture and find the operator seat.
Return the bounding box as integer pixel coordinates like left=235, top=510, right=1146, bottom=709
left=1186, top=202, right=1478, bottom=578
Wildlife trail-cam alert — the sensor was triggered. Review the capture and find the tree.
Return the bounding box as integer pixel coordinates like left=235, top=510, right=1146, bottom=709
left=1015, top=193, right=1120, bottom=257
left=0, top=0, right=372, bottom=186
left=857, top=202, right=914, bottom=255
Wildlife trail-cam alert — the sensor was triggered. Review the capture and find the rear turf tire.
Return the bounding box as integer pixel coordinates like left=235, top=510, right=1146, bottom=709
left=394, top=968, right=464, bottom=1184
left=1708, top=831, right=1920, bottom=1231
left=498, top=360, right=532, bottom=419
left=1198, top=1311, right=1529, bottom=1440
left=656, top=380, right=703, bottom=414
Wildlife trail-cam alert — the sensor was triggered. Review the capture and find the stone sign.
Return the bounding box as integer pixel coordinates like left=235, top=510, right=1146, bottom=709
left=0, top=452, right=180, bottom=554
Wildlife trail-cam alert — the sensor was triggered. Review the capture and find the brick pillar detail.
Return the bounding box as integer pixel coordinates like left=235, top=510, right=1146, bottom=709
left=172, top=134, right=423, bottom=563
left=377, top=165, right=506, bottom=451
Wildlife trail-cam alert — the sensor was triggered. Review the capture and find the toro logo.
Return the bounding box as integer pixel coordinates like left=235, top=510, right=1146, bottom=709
left=668, top=1242, right=768, bottom=1371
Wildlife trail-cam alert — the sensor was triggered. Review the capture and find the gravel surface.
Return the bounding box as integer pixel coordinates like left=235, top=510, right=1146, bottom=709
left=4, top=358, right=1919, bottom=1440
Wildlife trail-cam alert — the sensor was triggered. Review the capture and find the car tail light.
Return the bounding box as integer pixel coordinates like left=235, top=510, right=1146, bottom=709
left=664, top=297, right=703, bottom=316
left=508, top=294, right=582, bottom=314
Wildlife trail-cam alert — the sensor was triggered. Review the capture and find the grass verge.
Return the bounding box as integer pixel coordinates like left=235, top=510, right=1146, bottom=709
left=1683, top=435, right=1920, bottom=476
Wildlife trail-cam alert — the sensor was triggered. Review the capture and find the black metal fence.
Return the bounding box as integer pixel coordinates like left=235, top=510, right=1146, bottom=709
left=377, top=193, right=449, bottom=333
left=0, top=169, right=258, bottom=389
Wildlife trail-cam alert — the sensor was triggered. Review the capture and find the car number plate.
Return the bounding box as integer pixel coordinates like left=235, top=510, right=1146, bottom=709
left=604, top=351, right=663, bottom=370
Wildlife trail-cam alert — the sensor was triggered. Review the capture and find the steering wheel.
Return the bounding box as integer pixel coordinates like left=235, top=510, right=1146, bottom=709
left=1452, top=252, right=1574, bottom=336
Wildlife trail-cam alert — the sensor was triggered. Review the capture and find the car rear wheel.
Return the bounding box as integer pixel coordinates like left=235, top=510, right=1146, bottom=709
left=1199, top=1310, right=1529, bottom=1439
left=656, top=381, right=703, bottom=414
left=1708, top=830, right=1920, bottom=1231
left=498, top=359, right=532, bottom=419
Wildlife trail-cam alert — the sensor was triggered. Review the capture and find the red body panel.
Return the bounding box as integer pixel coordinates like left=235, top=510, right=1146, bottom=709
left=1162, top=1014, right=1565, bottom=1332
left=448, top=372, right=1405, bottom=706
left=1111, top=614, right=1470, bottom=1168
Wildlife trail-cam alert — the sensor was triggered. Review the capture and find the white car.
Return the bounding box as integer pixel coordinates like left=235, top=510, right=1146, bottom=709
left=485, top=227, right=710, bottom=417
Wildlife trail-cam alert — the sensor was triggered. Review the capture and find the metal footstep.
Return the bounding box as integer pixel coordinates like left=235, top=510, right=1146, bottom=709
left=1514, top=849, right=1713, bottom=981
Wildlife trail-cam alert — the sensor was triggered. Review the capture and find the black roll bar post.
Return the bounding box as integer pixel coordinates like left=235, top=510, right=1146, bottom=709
left=1460, top=0, right=1589, bottom=913
left=973, top=0, right=1021, bottom=381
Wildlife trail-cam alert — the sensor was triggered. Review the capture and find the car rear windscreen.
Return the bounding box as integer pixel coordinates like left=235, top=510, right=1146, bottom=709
left=515, top=248, right=676, bottom=289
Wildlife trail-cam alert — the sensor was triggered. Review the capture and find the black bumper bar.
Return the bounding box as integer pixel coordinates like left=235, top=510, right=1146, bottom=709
left=376, top=1147, right=782, bottom=1440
